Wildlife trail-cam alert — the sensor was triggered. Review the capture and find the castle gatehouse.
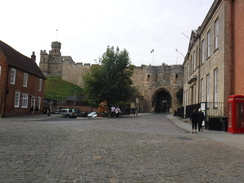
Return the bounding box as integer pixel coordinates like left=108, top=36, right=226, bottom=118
left=39, top=41, right=184, bottom=113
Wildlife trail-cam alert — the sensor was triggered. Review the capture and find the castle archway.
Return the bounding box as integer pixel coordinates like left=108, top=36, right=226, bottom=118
left=152, top=89, right=172, bottom=113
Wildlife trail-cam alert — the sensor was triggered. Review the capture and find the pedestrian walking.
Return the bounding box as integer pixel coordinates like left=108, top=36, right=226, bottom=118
left=111, top=106, right=115, bottom=117
left=47, top=105, right=51, bottom=116
left=190, top=109, right=198, bottom=133
left=115, top=106, right=121, bottom=118
left=197, top=108, right=205, bottom=132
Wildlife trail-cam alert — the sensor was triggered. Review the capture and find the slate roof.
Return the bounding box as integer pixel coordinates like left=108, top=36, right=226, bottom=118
left=0, top=40, right=45, bottom=79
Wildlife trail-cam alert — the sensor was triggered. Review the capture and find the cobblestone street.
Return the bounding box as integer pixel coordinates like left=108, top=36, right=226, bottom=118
left=0, top=114, right=243, bottom=183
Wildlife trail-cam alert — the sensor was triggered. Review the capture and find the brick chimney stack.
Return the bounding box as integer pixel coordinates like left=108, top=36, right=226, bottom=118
left=31, top=51, right=36, bottom=62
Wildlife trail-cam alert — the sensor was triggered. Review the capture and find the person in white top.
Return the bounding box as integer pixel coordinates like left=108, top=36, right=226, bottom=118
left=111, top=106, right=115, bottom=117
left=115, top=106, right=121, bottom=118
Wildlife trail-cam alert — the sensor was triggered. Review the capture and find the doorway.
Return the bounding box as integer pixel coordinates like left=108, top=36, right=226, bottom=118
left=153, top=89, right=171, bottom=113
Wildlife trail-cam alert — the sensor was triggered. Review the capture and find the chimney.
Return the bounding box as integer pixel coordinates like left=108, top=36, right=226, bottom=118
left=31, top=51, right=36, bottom=62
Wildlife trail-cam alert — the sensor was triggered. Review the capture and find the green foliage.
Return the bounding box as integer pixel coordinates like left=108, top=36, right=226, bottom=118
left=176, top=88, right=183, bottom=105
left=44, top=76, right=83, bottom=100
left=83, top=46, right=137, bottom=105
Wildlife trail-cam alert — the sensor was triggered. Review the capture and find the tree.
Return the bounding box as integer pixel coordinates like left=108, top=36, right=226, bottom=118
left=176, top=88, right=183, bottom=106
left=83, top=46, right=137, bottom=105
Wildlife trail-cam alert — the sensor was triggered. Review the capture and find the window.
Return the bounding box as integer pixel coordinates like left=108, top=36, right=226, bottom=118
left=38, top=79, right=42, bottom=91
left=185, top=65, right=188, bottom=81
left=10, top=68, right=16, bottom=84
left=214, top=68, right=218, bottom=107
left=207, top=30, right=211, bottom=58
left=193, top=50, right=196, bottom=71
left=191, top=85, right=196, bottom=104
left=184, top=66, right=187, bottom=81
left=201, top=39, right=205, bottom=64
left=214, top=18, right=219, bottom=50
left=37, top=97, right=41, bottom=110
left=187, top=63, right=189, bottom=79
left=206, top=74, right=210, bottom=108
left=186, top=90, right=188, bottom=106
left=31, top=96, right=35, bottom=109
left=147, top=75, right=150, bottom=81
left=23, top=73, right=28, bottom=87
left=200, top=78, right=204, bottom=102
left=14, top=92, right=20, bottom=107
left=190, top=57, right=192, bottom=73
left=21, top=93, right=28, bottom=108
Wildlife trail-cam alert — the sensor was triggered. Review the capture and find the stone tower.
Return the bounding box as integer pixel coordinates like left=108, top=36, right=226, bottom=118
left=39, top=41, right=64, bottom=76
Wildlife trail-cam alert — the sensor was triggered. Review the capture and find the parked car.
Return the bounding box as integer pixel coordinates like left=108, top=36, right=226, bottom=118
left=87, top=112, right=97, bottom=118
left=77, top=111, right=89, bottom=117
left=54, top=109, right=63, bottom=114
left=61, top=108, right=78, bottom=118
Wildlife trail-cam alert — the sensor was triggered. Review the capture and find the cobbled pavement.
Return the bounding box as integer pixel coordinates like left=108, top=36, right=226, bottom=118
left=0, top=114, right=243, bottom=183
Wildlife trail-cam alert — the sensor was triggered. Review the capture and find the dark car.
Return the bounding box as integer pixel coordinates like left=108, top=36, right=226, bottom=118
left=77, top=111, right=89, bottom=117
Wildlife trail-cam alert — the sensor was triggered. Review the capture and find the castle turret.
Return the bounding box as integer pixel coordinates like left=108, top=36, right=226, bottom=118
left=39, top=41, right=63, bottom=76
left=49, top=41, right=61, bottom=56
left=39, top=50, right=49, bottom=75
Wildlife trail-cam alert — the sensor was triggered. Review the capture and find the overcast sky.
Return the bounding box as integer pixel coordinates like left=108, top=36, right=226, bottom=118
left=1, top=0, right=214, bottom=66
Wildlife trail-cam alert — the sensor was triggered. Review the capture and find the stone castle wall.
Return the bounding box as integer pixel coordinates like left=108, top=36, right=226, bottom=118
left=62, top=61, right=90, bottom=87
left=39, top=42, right=184, bottom=112
left=60, top=63, right=184, bottom=112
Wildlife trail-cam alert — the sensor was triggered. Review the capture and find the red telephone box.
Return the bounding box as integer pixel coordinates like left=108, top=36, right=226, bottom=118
left=228, top=95, right=244, bottom=133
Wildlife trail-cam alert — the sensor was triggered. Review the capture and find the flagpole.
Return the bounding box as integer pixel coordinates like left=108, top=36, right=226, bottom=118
left=176, top=49, right=185, bottom=64
left=150, top=49, right=154, bottom=65
left=176, top=49, right=178, bottom=64
left=152, top=51, right=154, bottom=66
left=56, top=29, right=59, bottom=41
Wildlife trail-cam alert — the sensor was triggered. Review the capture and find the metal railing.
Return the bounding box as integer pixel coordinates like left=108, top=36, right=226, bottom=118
left=177, top=102, right=225, bottom=118
left=176, top=102, right=227, bottom=131
left=185, top=103, right=201, bottom=118
left=176, top=107, right=184, bottom=118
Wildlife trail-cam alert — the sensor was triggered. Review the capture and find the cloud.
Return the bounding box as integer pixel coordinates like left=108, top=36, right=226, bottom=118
left=1, top=0, right=214, bottom=66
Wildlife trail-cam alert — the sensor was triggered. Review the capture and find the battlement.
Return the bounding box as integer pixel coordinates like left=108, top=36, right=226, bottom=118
left=51, top=41, right=61, bottom=48
left=134, top=64, right=183, bottom=74
left=40, top=50, right=48, bottom=55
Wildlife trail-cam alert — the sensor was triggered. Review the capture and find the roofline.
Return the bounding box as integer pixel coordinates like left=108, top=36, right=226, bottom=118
left=183, top=0, right=223, bottom=65
left=8, top=64, right=46, bottom=80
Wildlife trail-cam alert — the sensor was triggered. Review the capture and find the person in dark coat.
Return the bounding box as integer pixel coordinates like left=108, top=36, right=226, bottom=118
left=197, top=108, right=205, bottom=132
left=190, top=109, right=198, bottom=133
left=47, top=105, right=51, bottom=116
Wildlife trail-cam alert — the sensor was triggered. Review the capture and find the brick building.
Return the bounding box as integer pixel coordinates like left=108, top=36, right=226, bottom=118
left=183, top=0, right=244, bottom=130
left=0, top=41, right=46, bottom=117
left=231, top=0, right=244, bottom=94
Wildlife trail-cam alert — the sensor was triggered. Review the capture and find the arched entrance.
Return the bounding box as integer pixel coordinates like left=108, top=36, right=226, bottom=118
left=153, top=89, right=172, bottom=113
